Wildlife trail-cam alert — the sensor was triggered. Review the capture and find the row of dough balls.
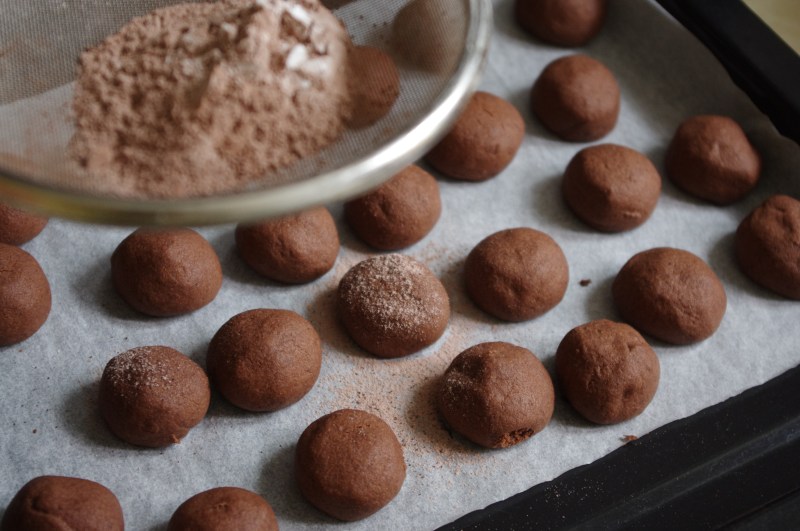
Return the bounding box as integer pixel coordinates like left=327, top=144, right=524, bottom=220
left=0, top=476, right=278, bottom=530
left=432, top=62, right=761, bottom=207
left=1, top=411, right=404, bottom=527
left=0, top=58, right=791, bottom=345
left=1, top=316, right=659, bottom=530
left=1, top=176, right=797, bottom=356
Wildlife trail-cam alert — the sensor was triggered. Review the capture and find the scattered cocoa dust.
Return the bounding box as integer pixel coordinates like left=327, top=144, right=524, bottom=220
left=304, top=248, right=493, bottom=482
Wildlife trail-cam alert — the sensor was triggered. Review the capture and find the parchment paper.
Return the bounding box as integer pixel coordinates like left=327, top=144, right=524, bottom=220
left=2, top=1, right=799, bottom=529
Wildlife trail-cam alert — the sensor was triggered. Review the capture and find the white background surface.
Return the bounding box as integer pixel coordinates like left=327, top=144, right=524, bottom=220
left=2, top=0, right=800, bottom=529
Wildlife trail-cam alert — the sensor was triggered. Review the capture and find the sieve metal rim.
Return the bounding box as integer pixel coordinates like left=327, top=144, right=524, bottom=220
left=0, top=0, right=493, bottom=226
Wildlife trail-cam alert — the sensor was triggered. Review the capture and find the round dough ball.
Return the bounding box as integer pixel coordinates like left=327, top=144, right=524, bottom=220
left=531, top=54, right=620, bottom=142
left=465, top=228, right=568, bottom=321
left=556, top=320, right=660, bottom=424
left=1, top=475, right=124, bottom=531
left=167, top=487, right=278, bottom=531
left=236, top=207, right=339, bottom=284
left=99, top=346, right=211, bottom=447
left=612, top=247, right=727, bottom=344
left=515, top=0, right=608, bottom=46
left=207, top=309, right=322, bottom=412
left=390, top=0, right=462, bottom=73
left=0, top=203, right=48, bottom=245
left=562, top=144, right=661, bottom=232
left=338, top=254, right=449, bottom=358
left=347, top=46, right=400, bottom=128
left=735, top=194, right=800, bottom=299
left=344, top=165, right=441, bottom=250
left=665, top=115, right=761, bottom=204
left=111, top=228, right=222, bottom=316
left=0, top=243, right=51, bottom=346
left=437, top=342, right=554, bottom=448
left=295, top=409, right=406, bottom=521
left=425, top=91, right=525, bottom=181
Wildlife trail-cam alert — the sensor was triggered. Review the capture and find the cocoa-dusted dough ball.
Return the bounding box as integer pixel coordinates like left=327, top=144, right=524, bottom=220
left=665, top=115, right=761, bottom=205
left=99, top=346, right=211, bottom=447
left=347, top=45, right=400, bottom=128
left=465, top=228, right=568, bottom=321
left=1, top=476, right=124, bottom=531
left=735, top=194, right=800, bottom=299
left=563, top=144, right=661, bottom=232
left=515, top=0, right=608, bottom=46
left=0, top=203, right=48, bottom=245
left=344, top=165, right=441, bottom=250
left=236, top=208, right=339, bottom=284
left=437, top=342, right=554, bottom=448
left=425, top=91, right=525, bottom=181
left=207, top=309, right=322, bottom=412
left=556, top=320, right=660, bottom=424
left=168, top=487, right=278, bottom=531
left=531, top=54, right=620, bottom=142
left=612, top=248, right=727, bottom=344
left=111, top=227, right=222, bottom=316
left=0, top=243, right=50, bottom=346
left=295, top=409, right=406, bottom=521
left=338, top=254, right=449, bottom=358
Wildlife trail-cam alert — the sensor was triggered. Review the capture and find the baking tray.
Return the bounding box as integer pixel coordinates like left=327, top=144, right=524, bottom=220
left=1, top=1, right=799, bottom=529
left=442, top=363, right=800, bottom=530
left=442, top=0, right=800, bottom=527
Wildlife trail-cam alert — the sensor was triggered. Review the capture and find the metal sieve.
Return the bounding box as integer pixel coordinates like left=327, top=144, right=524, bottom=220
left=0, top=0, right=492, bottom=225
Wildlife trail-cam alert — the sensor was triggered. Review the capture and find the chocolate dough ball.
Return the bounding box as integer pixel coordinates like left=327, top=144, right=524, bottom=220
left=437, top=342, right=554, bottom=448
left=465, top=228, right=568, bottom=321
left=531, top=54, right=620, bottom=142
left=168, top=487, right=278, bottom=531
left=0, top=203, right=48, bottom=245
left=236, top=207, right=339, bottom=284
left=425, top=91, right=525, bottom=181
left=556, top=320, right=660, bottom=424
left=207, top=309, right=322, bottom=412
left=735, top=194, right=800, bottom=299
left=390, top=0, right=462, bottom=73
left=515, top=0, right=608, bottom=46
left=563, top=144, right=661, bottom=232
left=344, top=165, right=441, bottom=250
left=111, top=228, right=222, bottom=316
left=99, top=346, right=211, bottom=447
left=347, top=46, right=400, bottom=128
left=0, top=243, right=50, bottom=346
left=665, top=115, right=761, bottom=205
left=338, top=254, right=449, bottom=358
left=295, top=409, right=406, bottom=521
left=612, top=248, right=727, bottom=344
left=1, top=475, right=124, bottom=531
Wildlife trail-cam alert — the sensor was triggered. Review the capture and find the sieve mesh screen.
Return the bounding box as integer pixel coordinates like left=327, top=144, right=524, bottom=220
left=0, top=0, right=488, bottom=224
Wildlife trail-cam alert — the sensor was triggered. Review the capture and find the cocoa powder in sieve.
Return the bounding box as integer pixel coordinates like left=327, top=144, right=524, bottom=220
left=71, top=0, right=352, bottom=198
